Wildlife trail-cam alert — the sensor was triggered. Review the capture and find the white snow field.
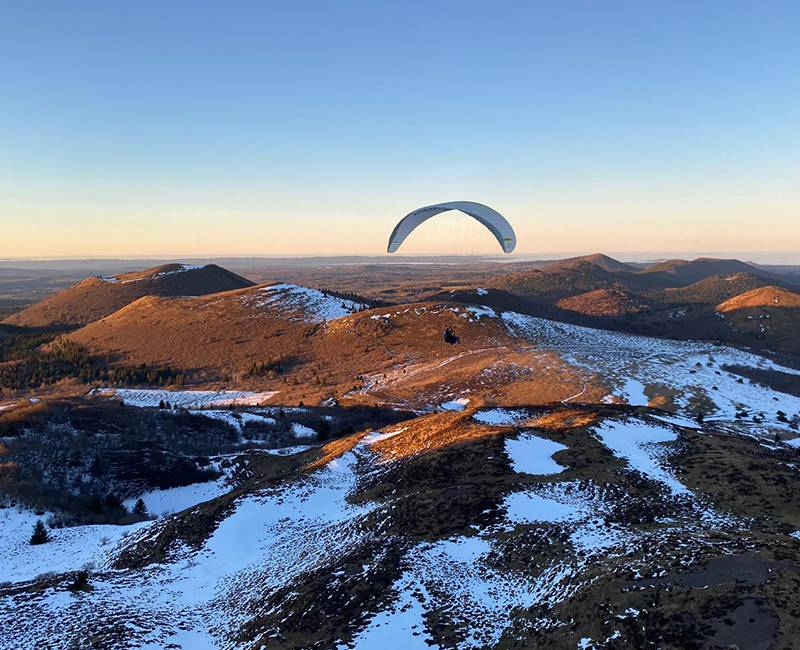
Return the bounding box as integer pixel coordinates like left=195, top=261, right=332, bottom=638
left=3, top=443, right=380, bottom=648
left=506, top=433, right=568, bottom=475
left=0, top=507, right=151, bottom=583
left=500, top=311, right=800, bottom=429
left=343, top=578, right=434, bottom=650
left=242, top=283, right=368, bottom=322
left=90, top=388, right=279, bottom=408
left=188, top=409, right=277, bottom=432
left=122, top=479, right=231, bottom=518
left=290, top=422, right=318, bottom=439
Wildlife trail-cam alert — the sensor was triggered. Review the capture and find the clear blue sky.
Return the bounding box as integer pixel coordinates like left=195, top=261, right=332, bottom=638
left=2, top=1, right=799, bottom=258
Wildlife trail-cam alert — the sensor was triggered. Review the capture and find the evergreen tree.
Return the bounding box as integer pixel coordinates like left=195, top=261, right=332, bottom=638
left=133, top=498, right=149, bottom=516
left=30, top=520, right=50, bottom=545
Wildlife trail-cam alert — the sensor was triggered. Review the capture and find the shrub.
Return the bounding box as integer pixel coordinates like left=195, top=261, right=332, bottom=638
left=68, top=570, right=91, bottom=593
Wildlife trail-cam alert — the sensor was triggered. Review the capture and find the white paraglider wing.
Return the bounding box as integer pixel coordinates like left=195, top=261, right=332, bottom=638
left=387, top=201, right=516, bottom=254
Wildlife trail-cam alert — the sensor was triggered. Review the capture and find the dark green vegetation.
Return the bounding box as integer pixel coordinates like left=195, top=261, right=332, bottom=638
left=0, top=327, right=61, bottom=362
left=0, top=327, right=184, bottom=390
left=0, top=400, right=231, bottom=525
left=29, top=520, right=49, bottom=545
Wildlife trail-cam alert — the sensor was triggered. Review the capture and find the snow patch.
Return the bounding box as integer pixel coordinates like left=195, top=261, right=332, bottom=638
left=123, top=480, right=230, bottom=518
left=364, top=427, right=407, bottom=445
left=440, top=398, right=470, bottom=412
left=345, top=579, right=435, bottom=649
left=620, top=378, right=648, bottom=406
left=291, top=422, right=317, bottom=439
left=506, top=433, right=567, bottom=475
left=247, top=283, right=368, bottom=322
left=473, top=408, right=527, bottom=426
left=262, top=444, right=315, bottom=456
left=153, top=264, right=206, bottom=278
left=193, top=409, right=276, bottom=432
left=466, top=305, right=496, bottom=320
left=0, top=507, right=151, bottom=583
left=594, top=420, right=687, bottom=495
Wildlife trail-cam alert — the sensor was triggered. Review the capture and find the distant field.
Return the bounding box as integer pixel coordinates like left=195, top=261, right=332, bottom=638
left=0, top=301, right=30, bottom=320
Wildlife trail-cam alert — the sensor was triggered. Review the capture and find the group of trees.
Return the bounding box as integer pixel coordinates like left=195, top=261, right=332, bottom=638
left=0, top=330, right=60, bottom=362
left=0, top=335, right=184, bottom=390
left=318, top=288, right=389, bottom=310
left=29, top=498, right=148, bottom=546
left=245, top=356, right=285, bottom=378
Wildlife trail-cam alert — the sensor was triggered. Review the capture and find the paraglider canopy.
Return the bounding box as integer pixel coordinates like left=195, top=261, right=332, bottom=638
left=387, top=201, right=516, bottom=254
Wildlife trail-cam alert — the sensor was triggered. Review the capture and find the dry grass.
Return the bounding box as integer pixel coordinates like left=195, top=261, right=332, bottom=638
left=524, top=408, right=600, bottom=431
left=716, top=286, right=800, bottom=312
left=305, top=431, right=366, bottom=471
left=648, top=394, right=677, bottom=411
left=371, top=410, right=512, bottom=461
left=556, top=288, right=652, bottom=317
left=306, top=410, right=515, bottom=469
left=490, top=350, right=609, bottom=407
left=69, top=297, right=526, bottom=405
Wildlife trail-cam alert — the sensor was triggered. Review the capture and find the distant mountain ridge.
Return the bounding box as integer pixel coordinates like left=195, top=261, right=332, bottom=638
left=2, top=263, right=254, bottom=328
left=655, top=273, right=778, bottom=304
left=542, top=253, right=637, bottom=274
left=641, top=257, right=791, bottom=286
left=6, top=255, right=800, bottom=361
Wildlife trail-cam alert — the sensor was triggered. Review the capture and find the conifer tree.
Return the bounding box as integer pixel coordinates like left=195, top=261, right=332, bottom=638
left=30, top=520, right=50, bottom=545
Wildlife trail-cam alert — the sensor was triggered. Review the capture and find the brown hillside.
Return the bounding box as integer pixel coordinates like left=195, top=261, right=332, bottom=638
left=67, top=286, right=601, bottom=408
left=717, top=286, right=800, bottom=312
left=714, top=286, right=800, bottom=355
left=3, top=263, right=253, bottom=328
left=487, top=262, right=617, bottom=300
left=656, top=273, right=775, bottom=305
left=556, top=288, right=652, bottom=317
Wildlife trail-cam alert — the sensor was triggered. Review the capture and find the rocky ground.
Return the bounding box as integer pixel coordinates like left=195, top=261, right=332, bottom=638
left=2, top=397, right=800, bottom=649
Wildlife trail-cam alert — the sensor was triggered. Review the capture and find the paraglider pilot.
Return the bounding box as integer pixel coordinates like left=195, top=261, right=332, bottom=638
left=443, top=327, right=460, bottom=345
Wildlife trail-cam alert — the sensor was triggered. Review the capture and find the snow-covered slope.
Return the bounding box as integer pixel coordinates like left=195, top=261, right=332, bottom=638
left=91, top=388, right=279, bottom=408
left=6, top=398, right=800, bottom=649
left=242, top=283, right=369, bottom=322
left=501, top=310, right=800, bottom=431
